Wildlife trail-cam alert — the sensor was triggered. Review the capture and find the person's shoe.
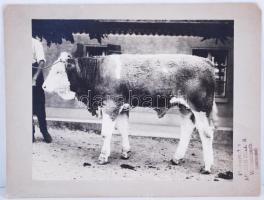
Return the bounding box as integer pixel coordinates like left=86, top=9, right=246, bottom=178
left=42, top=132, right=52, bottom=143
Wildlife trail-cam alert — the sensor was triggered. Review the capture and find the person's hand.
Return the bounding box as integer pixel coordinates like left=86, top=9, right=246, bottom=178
left=32, top=78, right=36, bottom=86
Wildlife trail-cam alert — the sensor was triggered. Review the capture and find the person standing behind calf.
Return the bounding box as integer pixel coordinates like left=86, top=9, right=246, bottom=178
left=32, top=37, right=52, bottom=143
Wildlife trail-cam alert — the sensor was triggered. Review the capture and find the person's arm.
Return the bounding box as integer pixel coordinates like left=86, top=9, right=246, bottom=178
left=32, top=60, right=45, bottom=86
left=32, top=38, right=46, bottom=86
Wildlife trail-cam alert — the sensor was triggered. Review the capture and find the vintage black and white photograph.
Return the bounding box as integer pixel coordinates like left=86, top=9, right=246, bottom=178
left=32, top=19, right=234, bottom=181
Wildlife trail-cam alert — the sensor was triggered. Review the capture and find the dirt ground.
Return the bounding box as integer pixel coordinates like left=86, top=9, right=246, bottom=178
left=32, top=127, right=233, bottom=182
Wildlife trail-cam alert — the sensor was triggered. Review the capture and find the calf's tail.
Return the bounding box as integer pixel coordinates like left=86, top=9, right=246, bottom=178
left=192, top=100, right=218, bottom=138
left=209, top=100, right=218, bottom=128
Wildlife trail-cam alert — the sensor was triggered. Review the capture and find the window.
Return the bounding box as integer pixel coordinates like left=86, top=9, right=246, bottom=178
left=74, top=43, right=122, bottom=58
left=85, top=44, right=121, bottom=57
left=192, top=49, right=228, bottom=99
left=85, top=45, right=107, bottom=57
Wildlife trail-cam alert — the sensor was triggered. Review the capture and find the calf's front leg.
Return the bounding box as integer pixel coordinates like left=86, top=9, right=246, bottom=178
left=98, top=111, right=116, bottom=165
left=116, top=112, right=131, bottom=159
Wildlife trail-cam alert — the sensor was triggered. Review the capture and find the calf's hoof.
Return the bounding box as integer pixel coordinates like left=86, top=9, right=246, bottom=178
left=121, top=151, right=132, bottom=160
left=98, top=154, right=109, bottom=165
left=200, top=166, right=211, bottom=174
left=170, top=158, right=185, bottom=165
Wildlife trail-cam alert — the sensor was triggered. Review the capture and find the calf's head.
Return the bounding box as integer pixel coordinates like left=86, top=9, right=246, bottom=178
left=42, top=52, right=76, bottom=100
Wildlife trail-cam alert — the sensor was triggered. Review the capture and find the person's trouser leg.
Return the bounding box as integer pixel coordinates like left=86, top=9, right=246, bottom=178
left=32, top=118, right=35, bottom=142
left=35, top=86, right=52, bottom=143
left=35, top=94, right=48, bottom=134
left=32, top=69, right=52, bottom=143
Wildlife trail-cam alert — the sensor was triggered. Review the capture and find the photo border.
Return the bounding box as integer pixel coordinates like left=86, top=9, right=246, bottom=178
left=4, top=3, right=261, bottom=197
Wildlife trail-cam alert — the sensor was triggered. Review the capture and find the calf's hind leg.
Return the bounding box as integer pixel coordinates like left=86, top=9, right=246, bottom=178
left=171, top=114, right=195, bottom=165
left=116, top=111, right=131, bottom=159
left=193, top=111, right=214, bottom=174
